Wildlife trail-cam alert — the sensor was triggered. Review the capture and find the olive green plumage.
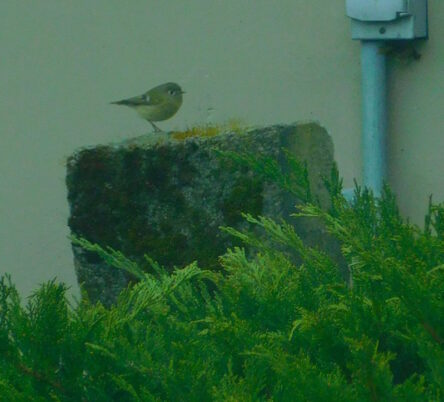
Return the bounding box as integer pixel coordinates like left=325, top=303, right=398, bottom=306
left=111, top=82, right=184, bottom=132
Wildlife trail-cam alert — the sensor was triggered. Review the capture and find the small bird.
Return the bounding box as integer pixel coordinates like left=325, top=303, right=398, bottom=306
left=111, top=82, right=184, bottom=132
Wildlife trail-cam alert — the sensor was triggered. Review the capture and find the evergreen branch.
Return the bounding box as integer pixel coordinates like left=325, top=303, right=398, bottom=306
left=70, top=235, right=146, bottom=280
left=16, top=361, right=68, bottom=395
left=420, top=321, right=443, bottom=345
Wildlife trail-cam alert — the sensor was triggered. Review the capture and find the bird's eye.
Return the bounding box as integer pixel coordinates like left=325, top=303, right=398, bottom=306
left=168, top=89, right=175, bottom=95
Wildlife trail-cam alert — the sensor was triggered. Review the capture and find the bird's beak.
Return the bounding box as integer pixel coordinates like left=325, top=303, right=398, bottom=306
left=180, top=90, right=186, bottom=94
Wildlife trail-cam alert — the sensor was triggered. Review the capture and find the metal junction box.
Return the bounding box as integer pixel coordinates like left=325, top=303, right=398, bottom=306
left=346, top=0, right=428, bottom=40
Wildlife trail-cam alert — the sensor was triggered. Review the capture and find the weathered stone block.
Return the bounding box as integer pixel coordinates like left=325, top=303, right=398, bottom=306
left=66, top=122, right=335, bottom=306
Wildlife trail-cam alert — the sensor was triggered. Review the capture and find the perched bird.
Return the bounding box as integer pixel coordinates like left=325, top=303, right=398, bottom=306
left=111, top=82, right=184, bottom=132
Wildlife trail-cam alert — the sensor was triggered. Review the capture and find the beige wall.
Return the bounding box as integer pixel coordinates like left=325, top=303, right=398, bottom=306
left=0, top=1, right=442, bottom=298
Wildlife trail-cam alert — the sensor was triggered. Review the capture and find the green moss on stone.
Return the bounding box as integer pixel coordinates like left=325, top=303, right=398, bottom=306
left=221, top=176, right=264, bottom=226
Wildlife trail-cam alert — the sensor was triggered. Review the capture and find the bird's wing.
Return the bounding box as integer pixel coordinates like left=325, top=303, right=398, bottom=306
left=111, top=92, right=163, bottom=106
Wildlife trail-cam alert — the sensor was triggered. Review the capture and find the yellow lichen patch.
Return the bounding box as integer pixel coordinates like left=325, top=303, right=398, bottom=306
left=171, top=119, right=246, bottom=141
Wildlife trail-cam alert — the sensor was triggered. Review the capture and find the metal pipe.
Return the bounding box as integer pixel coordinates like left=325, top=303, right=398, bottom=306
left=361, top=40, right=387, bottom=197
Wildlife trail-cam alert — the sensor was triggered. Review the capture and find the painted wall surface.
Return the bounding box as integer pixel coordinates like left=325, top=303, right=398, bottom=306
left=0, top=1, right=442, bottom=298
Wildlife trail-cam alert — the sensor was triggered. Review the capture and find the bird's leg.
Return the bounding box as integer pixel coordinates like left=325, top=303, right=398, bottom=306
left=149, top=121, right=162, bottom=132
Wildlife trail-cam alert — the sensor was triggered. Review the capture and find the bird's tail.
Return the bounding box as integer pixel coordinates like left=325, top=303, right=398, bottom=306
left=110, top=100, right=130, bottom=105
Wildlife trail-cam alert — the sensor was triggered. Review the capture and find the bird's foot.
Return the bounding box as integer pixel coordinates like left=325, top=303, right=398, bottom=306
left=149, top=121, right=163, bottom=132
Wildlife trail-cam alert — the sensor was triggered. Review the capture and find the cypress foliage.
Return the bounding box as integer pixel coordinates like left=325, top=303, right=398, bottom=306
left=1, top=158, right=443, bottom=401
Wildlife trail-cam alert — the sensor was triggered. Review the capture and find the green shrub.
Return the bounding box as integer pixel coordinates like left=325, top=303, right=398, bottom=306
left=1, top=163, right=443, bottom=401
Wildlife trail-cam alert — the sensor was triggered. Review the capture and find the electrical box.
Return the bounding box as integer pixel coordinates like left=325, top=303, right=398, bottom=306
left=346, top=0, right=428, bottom=40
